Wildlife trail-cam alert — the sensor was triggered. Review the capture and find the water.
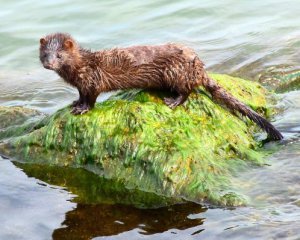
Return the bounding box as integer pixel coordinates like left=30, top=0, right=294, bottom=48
left=0, top=0, right=299, bottom=239
left=0, top=159, right=76, bottom=240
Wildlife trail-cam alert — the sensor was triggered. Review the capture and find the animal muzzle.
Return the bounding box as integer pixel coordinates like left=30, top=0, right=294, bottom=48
left=43, top=60, right=57, bottom=70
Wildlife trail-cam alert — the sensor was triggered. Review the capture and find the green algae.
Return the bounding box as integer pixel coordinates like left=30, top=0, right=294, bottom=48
left=0, top=74, right=275, bottom=206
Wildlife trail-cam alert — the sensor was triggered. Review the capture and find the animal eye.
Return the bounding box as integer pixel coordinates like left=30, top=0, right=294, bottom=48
left=57, top=53, right=62, bottom=59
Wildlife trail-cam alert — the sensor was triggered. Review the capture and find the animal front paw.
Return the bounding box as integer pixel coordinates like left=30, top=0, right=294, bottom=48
left=164, top=97, right=179, bottom=109
left=71, top=105, right=90, bottom=115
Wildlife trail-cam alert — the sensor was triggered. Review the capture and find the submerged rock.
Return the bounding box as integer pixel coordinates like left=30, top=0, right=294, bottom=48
left=0, top=106, right=44, bottom=141
left=0, top=74, right=275, bottom=207
left=275, top=70, right=300, bottom=93
left=259, top=68, right=300, bottom=93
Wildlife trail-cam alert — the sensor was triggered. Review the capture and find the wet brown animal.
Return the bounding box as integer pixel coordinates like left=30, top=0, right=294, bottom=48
left=39, top=33, right=283, bottom=140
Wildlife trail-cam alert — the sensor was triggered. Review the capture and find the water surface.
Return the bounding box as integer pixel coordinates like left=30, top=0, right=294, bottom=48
left=0, top=1, right=299, bottom=239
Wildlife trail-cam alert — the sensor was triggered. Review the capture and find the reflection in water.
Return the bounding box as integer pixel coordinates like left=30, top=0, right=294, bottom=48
left=0, top=159, right=75, bottom=240
left=14, top=162, right=181, bottom=208
left=52, top=203, right=205, bottom=240
left=14, top=162, right=206, bottom=239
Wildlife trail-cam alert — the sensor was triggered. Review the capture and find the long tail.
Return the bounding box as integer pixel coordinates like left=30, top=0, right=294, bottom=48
left=202, top=77, right=283, bottom=141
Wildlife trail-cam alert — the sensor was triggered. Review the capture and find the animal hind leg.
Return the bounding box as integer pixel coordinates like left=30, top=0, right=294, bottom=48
left=164, top=92, right=190, bottom=109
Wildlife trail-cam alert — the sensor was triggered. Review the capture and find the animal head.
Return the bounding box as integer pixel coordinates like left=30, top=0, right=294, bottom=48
left=39, top=33, right=79, bottom=71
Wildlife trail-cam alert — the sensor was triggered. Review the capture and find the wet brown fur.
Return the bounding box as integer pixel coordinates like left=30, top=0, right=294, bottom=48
left=39, top=33, right=283, bottom=140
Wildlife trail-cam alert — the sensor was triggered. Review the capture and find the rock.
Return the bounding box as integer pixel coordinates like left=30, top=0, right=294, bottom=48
left=0, top=74, right=275, bottom=206
left=275, top=70, right=300, bottom=93
left=259, top=68, right=300, bottom=93
left=0, top=106, right=44, bottom=141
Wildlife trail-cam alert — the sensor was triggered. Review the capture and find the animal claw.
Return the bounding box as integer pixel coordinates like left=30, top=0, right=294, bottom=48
left=164, top=97, right=178, bottom=109
left=70, top=105, right=90, bottom=115
left=70, top=107, right=77, bottom=114
left=80, top=109, right=89, bottom=115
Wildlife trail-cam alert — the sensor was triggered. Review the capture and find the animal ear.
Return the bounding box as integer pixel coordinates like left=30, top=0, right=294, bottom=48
left=64, top=40, right=74, bottom=50
left=40, top=38, right=46, bottom=45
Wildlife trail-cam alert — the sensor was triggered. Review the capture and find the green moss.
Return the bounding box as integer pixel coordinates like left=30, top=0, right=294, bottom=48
left=0, top=74, right=275, bottom=206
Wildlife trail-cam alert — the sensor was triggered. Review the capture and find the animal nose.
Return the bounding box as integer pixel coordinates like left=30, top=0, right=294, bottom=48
left=44, top=58, right=56, bottom=69
left=44, top=61, right=55, bottom=69
left=44, top=64, right=52, bottom=69
left=48, top=59, right=55, bottom=66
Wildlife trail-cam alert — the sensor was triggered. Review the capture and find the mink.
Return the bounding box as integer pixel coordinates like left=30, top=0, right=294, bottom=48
left=39, top=33, right=283, bottom=141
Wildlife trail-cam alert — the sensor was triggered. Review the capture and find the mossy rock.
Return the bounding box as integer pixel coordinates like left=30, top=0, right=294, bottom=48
left=0, top=106, right=44, bottom=141
left=0, top=74, right=275, bottom=207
